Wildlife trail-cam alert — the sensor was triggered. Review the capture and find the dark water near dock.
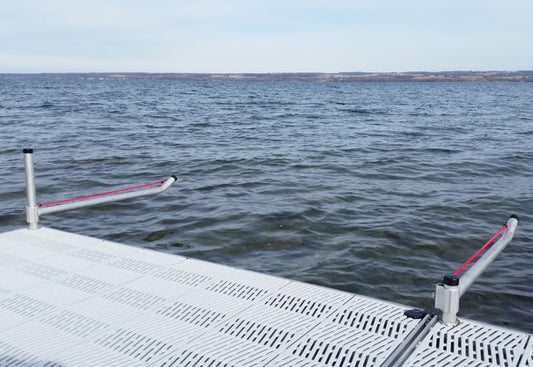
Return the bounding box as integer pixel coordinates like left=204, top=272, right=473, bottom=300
left=1, top=76, right=532, bottom=333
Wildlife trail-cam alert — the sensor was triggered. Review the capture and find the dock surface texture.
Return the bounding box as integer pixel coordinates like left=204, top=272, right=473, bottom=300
left=0, top=228, right=531, bottom=366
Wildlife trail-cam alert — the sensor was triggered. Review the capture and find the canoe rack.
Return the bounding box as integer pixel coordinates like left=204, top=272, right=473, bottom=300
left=23, top=148, right=177, bottom=230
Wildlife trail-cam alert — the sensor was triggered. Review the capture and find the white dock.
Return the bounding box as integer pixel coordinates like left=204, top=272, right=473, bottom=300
left=1, top=227, right=531, bottom=366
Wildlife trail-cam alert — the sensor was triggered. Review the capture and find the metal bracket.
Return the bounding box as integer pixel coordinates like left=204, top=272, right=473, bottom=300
left=434, top=276, right=460, bottom=327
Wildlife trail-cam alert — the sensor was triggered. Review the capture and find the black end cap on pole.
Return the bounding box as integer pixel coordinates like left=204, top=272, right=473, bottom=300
left=443, top=274, right=459, bottom=286
left=509, top=214, right=519, bottom=223
left=23, top=148, right=33, bottom=154
left=171, top=175, right=178, bottom=181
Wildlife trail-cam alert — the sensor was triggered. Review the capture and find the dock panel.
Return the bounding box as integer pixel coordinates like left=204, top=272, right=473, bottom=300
left=1, top=227, right=531, bottom=366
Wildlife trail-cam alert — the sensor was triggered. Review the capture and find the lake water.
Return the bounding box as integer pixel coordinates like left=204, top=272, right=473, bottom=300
left=1, top=75, right=532, bottom=333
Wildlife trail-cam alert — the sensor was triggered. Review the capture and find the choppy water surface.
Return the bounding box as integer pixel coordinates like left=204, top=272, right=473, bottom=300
left=1, top=76, right=532, bottom=332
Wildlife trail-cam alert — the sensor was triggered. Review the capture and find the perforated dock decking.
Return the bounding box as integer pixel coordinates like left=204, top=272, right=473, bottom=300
left=0, top=228, right=531, bottom=366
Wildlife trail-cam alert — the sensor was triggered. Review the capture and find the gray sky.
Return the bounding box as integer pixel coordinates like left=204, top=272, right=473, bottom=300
left=2, top=0, right=532, bottom=73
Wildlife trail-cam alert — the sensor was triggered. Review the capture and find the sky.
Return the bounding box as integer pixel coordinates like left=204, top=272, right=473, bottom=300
left=1, top=0, right=532, bottom=73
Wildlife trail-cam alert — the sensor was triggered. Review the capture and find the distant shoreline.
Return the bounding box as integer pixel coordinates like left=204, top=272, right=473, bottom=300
left=2, top=71, right=532, bottom=82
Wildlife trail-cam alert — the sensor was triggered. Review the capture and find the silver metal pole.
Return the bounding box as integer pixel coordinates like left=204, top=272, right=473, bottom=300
left=435, top=215, right=519, bottom=326
left=459, top=216, right=519, bottom=297
left=23, top=148, right=39, bottom=230
left=38, top=176, right=177, bottom=216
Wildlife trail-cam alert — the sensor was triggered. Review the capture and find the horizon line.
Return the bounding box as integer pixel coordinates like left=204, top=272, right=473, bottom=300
left=2, top=70, right=533, bottom=74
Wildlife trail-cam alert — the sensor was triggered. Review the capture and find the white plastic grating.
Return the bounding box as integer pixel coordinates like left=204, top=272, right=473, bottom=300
left=266, top=293, right=420, bottom=367
left=402, top=317, right=532, bottom=367
left=524, top=337, right=533, bottom=366
left=0, top=227, right=531, bottom=366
